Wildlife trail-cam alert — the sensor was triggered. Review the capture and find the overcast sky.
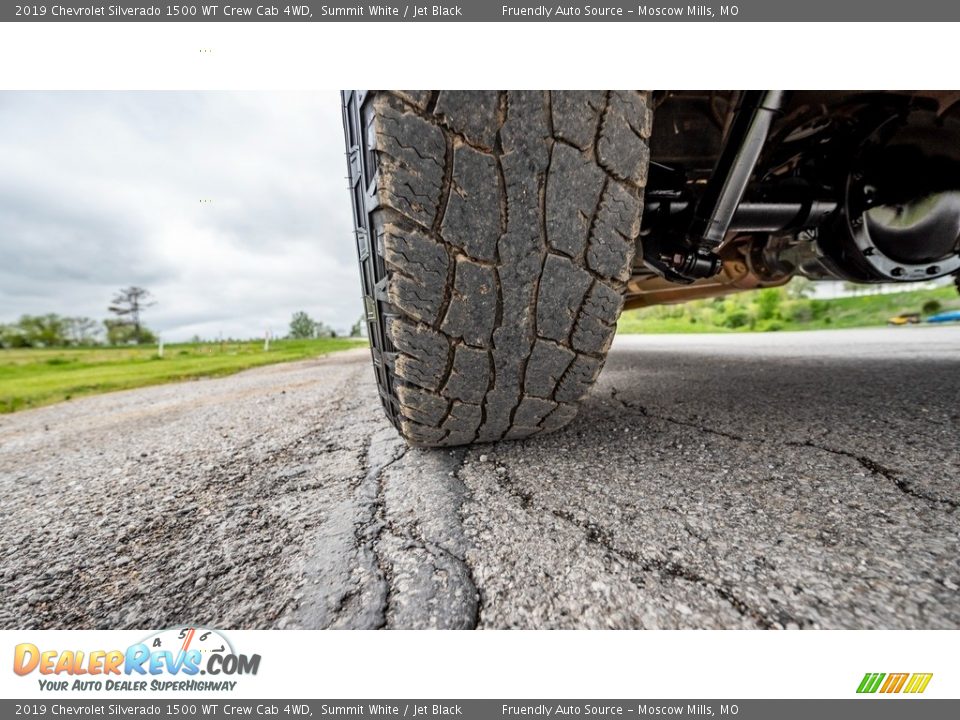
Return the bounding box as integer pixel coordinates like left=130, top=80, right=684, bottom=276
left=0, top=91, right=362, bottom=341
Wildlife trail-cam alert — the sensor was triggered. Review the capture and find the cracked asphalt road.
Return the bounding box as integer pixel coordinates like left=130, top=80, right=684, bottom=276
left=1, top=327, right=958, bottom=630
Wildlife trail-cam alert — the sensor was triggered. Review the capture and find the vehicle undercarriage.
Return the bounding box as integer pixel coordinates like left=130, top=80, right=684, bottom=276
left=630, top=90, right=960, bottom=309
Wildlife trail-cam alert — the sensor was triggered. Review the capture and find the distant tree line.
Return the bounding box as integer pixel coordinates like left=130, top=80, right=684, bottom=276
left=0, top=286, right=157, bottom=349
left=625, top=277, right=953, bottom=332
left=2, top=292, right=357, bottom=349
left=0, top=313, right=159, bottom=348
left=288, top=311, right=338, bottom=339
left=628, top=279, right=825, bottom=331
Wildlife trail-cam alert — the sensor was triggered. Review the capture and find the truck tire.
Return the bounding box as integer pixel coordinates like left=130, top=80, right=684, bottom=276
left=343, top=91, right=651, bottom=447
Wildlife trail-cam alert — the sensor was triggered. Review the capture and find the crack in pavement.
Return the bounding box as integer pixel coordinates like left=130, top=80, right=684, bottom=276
left=353, top=429, right=410, bottom=629
left=314, top=432, right=480, bottom=630
left=609, top=389, right=748, bottom=442
left=486, top=463, right=784, bottom=629
left=610, top=387, right=957, bottom=513
left=786, top=439, right=959, bottom=512
left=375, top=443, right=479, bottom=629
left=448, top=450, right=483, bottom=629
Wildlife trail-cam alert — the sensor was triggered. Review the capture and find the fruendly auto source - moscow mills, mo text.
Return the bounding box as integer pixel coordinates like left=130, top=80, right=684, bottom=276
left=502, top=5, right=736, bottom=17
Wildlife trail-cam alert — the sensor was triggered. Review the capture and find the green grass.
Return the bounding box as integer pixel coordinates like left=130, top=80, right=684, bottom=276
left=618, top=285, right=960, bottom=334
left=0, top=337, right=366, bottom=414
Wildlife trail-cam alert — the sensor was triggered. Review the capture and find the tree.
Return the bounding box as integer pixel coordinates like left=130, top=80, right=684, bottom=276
left=0, top=323, right=28, bottom=348
left=314, top=320, right=336, bottom=338
left=64, top=316, right=101, bottom=346
left=17, top=314, right=68, bottom=346
left=108, top=286, right=156, bottom=343
left=289, top=311, right=317, bottom=339
left=104, top=319, right=156, bottom=346
left=0, top=314, right=100, bottom=347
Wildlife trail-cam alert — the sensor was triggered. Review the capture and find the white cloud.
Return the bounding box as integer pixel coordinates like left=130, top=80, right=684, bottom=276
left=0, top=91, right=362, bottom=340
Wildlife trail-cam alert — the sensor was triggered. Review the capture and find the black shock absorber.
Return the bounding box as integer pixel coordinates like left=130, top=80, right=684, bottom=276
left=664, top=91, right=785, bottom=281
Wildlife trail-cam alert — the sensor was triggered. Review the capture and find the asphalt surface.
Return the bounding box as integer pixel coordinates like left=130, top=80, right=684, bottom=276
left=1, top=326, right=958, bottom=630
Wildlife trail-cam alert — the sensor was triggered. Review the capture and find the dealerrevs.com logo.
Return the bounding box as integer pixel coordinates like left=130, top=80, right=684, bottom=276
left=857, top=672, right=933, bottom=694
left=13, top=627, right=260, bottom=693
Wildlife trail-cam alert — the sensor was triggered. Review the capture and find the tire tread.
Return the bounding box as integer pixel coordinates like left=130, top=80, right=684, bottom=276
left=344, top=90, right=650, bottom=446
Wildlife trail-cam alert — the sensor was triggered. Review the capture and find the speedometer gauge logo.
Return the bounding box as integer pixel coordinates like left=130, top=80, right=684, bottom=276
left=141, top=627, right=235, bottom=661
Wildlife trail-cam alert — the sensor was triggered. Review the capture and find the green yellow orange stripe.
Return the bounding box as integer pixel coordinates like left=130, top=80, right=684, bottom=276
left=857, top=672, right=932, bottom=694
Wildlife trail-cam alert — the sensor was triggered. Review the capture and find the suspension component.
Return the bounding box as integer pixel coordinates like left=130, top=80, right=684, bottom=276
left=640, top=92, right=960, bottom=290
left=654, top=91, right=785, bottom=281
left=644, top=199, right=838, bottom=233
left=816, top=108, right=960, bottom=282
left=691, top=91, right=786, bottom=249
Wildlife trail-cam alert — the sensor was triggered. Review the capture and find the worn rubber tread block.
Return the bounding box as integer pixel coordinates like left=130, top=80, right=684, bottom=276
left=441, top=256, right=497, bottom=346
left=442, top=401, right=483, bottom=446
left=373, top=98, right=446, bottom=228
left=393, top=91, right=432, bottom=110
left=572, top=282, right=622, bottom=355
left=613, top=90, right=654, bottom=139
left=597, top=91, right=652, bottom=188
left=545, top=143, right=606, bottom=258
left=435, top=91, right=500, bottom=150
left=512, top=397, right=558, bottom=431
left=524, top=339, right=576, bottom=398
left=500, top=91, right=551, bottom=169
left=555, top=355, right=603, bottom=403
left=540, top=402, right=579, bottom=432
left=442, top=345, right=490, bottom=404
left=587, top=180, right=643, bottom=282
left=399, top=419, right=447, bottom=445
left=551, top=91, right=606, bottom=150
left=388, top=318, right=450, bottom=392
left=383, top=224, right=450, bottom=324
left=441, top=144, right=502, bottom=262
left=396, top=384, right=449, bottom=427
left=536, top=254, right=593, bottom=343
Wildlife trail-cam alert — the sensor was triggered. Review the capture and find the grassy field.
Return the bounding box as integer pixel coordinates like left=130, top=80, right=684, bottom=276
left=0, top=337, right=366, bottom=414
left=619, top=285, right=960, bottom=334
